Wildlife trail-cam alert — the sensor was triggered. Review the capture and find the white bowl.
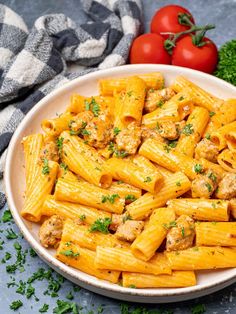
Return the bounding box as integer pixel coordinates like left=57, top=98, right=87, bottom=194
left=4, top=64, right=236, bottom=303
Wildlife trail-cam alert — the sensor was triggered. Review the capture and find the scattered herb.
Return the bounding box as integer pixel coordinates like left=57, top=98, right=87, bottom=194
left=163, top=221, right=177, bottom=230
left=30, top=248, right=37, bottom=257
left=205, top=133, right=211, bottom=140
left=60, top=163, right=68, bottom=172
left=125, top=195, right=137, bottom=202
left=181, top=227, right=185, bottom=237
left=163, top=145, right=171, bottom=153
left=108, top=141, right=115, bottom=152
left=39, top=304, right=49, bottom=313
left=191, top=303, right=206, bottom=314
left=26, top=283, right=35, bottom=299
left=2, top=209, right=12, bottom=222
left=178, top=95, right=184, bottom=101
left=6, top=228, right=18, bottom=239
left=208, top=172, right=217, bottom=182
left=113, top=127, right=121, bottom=136
left=176, top=181, right=181, bottom=187
left=209, top=111, right=215, bottom=117
left=101, top=194, right=119, bottom=204
left=127, top=91, right=133, bottom=97
left=59, top=250, right=80, bottom=258
left=168, top=140, right=177, bottom=148
left=79, top=214, right=86, bottom=221
left=10, top=300, right=23, bottom=311
left=69, top=130, right=80, bottom=136
left=194, top=164, right=203, bottom=174
left=144, top=176, right=152, bottom=183
left=89, top=218, right=112, bottom=234
left=122, top=214, right=132, bottom=223
left=53, top=300, right=78, bottom=314
left=66, top=291, right=74, bottom=300
left=205, top=183, right=212, bottom=192
left=182, top=123, right=194, bottom=135
left=156, top=100, right=164, bottom=108
left=117, top=180, right=123, bottom=184
left=42, top=158, right=50, bottom=175
left=114, top=150, right=128, bottom=158
left=128, top=284, right=136, bottom=288
left=81, top=129, right=91, bottom=136
left=56, top=137, right=64, bottom=156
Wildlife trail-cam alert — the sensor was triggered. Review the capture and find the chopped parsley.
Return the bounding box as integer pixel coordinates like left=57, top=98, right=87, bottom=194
left=59, top=250, right=80, bottom=258
left=163, top=145, right=171, bottom=153
left=60, top=162, right=68, bottom=172
left=42, top=158, right=50, bottom=175
left=163, top=221, right=177, bottom=230
left=81, top=129, right=91, bottom=136
left=114, top=150, right=128, bottom=158
left=85, top=97, right=100, bottom=117
left=101, top=194, right=119, bottom=204
left=108, top=141, right=115, bottom=152
left=168, top=140, right=178, bottom=148
left=6, top=228, right=18, bottom=239
left=181, top=227, right=185, bottom=237
left=205, top=133, right=211, bottom=140
left=176, top=181, right=181, bottom=187
left=53, top=300, right=78, bottom=314
left=156, top=100, right=164, bottom=108
left=10, top=300, right=23, bottom=311
left=144, top=176, right=152, bottom=183
left=208, top=172, right=217, bottom=182
left=194, top=164, right=203, bottom=174
left=39, top=304, right=49, bottom=313
left=69, top=129, right=80, bottom=136
left=191, top=303, right=206, bottom=314
left=178, top=95, right=184, bottom=101
left=56, top=137, right=64, bottom=156
left=127, top=91, right=133, bottom=97
left=209, top=111, right=216, bottom=117
left=182, top=124, right=194, bottom=136
left=122, top=214, right=132, bottom=223
left=125, top=194, right=137, bottom=202
left=2, top=209, right=12, bottom=222
left=66, top=291, right=74, bottom=300
left=128, top=284, right=136, bottom=288
left=117, top=180, right=124, bottom=184
left=79, top=214, right=86, bottom=221
left=205, top=183, right=212, bottom=192
left=113, top=127, right=121, bottom=136
left=89, top=218, right=112, bottom=234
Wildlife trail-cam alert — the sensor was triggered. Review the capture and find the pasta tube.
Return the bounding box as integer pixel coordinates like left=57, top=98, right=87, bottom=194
left=204, top=99, right=236, bottom=135
left=211, top=121, right=236, bottom=150
left=131, top=208, right=175, bottom=261
left=55, top=178, right=125, bottom=214
left=21, top=161, right=58, bottom=222
left=113, top=92, right=126, bottom=130
left=139, top=138, right=201, bottom=180
left=61, top=131, right=112, bottom=188
left=120, top=76, right=146, bottom=126
left=226, top=130, right=236, bottom=151
left=61, top=219, right=128, bottom=251
left=56, top=241, right=120, bottom=283
left=105, top=157, right=164, bottom=194
left=126, top=172, right=191, bottom=220
left=95, top=247, right=171, bottom=275
left=122, top=271, right=196, bottom=288
left=196, top=222, right=236, bottom=246
left=99, top=72, right=164, bottom=96
left=171, top=76, right=221, bottom=111
left=176, top=106, right=209, bottom=156
left=42, top=195, right=111, bottom=224
left=22, top=133, right=44, bottom=195
left=142, top=91, right=193, bottom=128
left=167, top=198, right=229, bottom=221
left=166, top=246, right=236, bottom=270
left=107, top=181, right=141, bottom=201
left=217, top=149, right=236, bottom=173
left=41, top=112, right=74, bottom=137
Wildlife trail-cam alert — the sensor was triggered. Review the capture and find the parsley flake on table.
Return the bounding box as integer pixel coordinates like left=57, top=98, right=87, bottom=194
left=89, top=218, right=112, bottom=234
left=182, top=123, right=194, bottom=135
left=10, top=300, right=23, bottom=311
left=191, top=303, right=206, bottom=314
left=2, top=209, right=12, bottom=222
left=6, top=228, right=18, bottom=239
left=53, top=299, right=78, bottom=314
left=39, top=304, right=49, bottom=313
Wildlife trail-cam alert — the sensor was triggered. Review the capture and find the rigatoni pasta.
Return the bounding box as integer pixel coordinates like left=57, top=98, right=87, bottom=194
left=21, top=72, right=236, bottom=289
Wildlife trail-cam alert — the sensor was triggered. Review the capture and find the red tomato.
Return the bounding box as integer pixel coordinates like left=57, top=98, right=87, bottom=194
left=129, top=33, right=171, bottom=64
left=151, top=5, right=194, bottom=39
left=172, top=35, right=218, bottom=74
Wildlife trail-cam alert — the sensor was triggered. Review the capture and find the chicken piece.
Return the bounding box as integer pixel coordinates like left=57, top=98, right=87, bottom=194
left=141, top=126, right=165, bottom=143
left=158, top=121, right=179, bottom=140
left=115, top=122, right=141, bottom=155
left=216, top=173, right=236, bottom=199
left=115, top=220, right=144, bottom=242
left=39, top=215, right=63, bottom=248
left=109, top=214, right=124, bottom=232
left=40, top=141, right=59, bottom=162
left=83, top=116, right=113, bottom=149
left=191, top=169, right=219, bottom=198
left=144, top=88, right=175, bottom=113
left=69, top=111, right=94, bottom=132
left=195, top=138, right=219, bottom=163
left=166, top=215, right=195, bottom=251
left=229, top=199, right=236, bottom=219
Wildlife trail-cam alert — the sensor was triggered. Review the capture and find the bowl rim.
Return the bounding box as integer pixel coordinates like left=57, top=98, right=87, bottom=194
left=4, top=64, right=236, bottom=298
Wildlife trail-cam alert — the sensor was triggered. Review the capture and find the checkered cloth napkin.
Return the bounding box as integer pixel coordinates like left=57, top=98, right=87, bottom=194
left=0, top=0, right=143, bottom=208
